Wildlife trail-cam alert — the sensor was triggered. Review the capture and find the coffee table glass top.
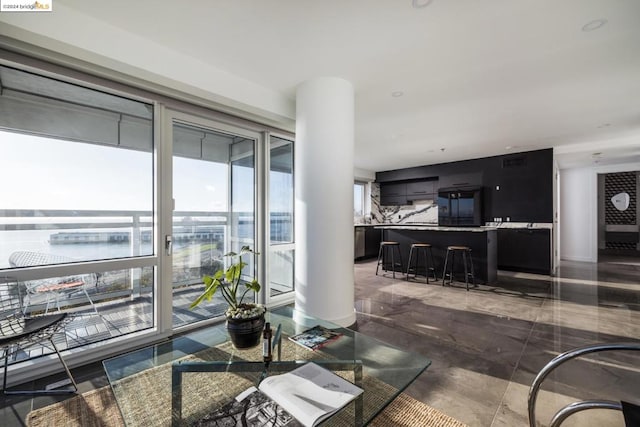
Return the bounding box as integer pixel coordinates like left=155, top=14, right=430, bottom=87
left=103, top=306, right=431, bottom=426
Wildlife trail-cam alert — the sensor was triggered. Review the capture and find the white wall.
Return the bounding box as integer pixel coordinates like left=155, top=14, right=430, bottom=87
left=354, top=167, right=375, bottom=182
left=552, top=158, right=560, bottom=272
left=0, top=6, right=294, bottom=126
left=560, top=168, right=596, bottom=262
left=560, top=161, right=640, bottom=262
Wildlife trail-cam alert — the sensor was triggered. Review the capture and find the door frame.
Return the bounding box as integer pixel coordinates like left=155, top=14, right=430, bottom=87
left=161, top=109, right=266, bottom=334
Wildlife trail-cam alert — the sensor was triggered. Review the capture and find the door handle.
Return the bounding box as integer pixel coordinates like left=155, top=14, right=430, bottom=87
left=165, top=235, right=173, bottom=256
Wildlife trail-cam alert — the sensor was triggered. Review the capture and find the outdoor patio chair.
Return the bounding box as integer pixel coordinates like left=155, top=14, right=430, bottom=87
left=8, top=251, right=98, bottom=315
left=0, top=276, right=77, bottom=394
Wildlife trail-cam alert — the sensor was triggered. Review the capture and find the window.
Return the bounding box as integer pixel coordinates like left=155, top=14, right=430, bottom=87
left=171, top=121, right=257, bottom=326
left=354, top=182, right=366, bottom=217
left=0, top=131, right=154, bottom=266
left=269, top=136, right=294, bottom=297
left=0, top=58, right=296, bottom=379
left=0, top=65, right=155, bottom=353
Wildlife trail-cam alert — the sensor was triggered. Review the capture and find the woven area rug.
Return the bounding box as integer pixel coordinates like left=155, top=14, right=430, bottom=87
left=26, top=387, right=466, bottom=427
left=27, top=339, right=467, bottom=427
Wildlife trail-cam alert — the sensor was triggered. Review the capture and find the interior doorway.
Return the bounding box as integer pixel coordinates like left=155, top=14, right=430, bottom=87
left=597, top=171, right=640, bottom=264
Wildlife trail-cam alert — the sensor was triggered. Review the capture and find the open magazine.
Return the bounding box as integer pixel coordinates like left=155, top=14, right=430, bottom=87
left=194, top=362, right=363, bottom=427
left=288, top=325, right=343, bottom=351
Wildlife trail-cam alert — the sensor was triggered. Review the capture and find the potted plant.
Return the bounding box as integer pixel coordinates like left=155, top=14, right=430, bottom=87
left=190, top=246, right=266, bottom=348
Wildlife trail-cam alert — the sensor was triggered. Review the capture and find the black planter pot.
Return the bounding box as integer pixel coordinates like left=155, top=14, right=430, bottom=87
left=226, top=314, right=265, bottom=349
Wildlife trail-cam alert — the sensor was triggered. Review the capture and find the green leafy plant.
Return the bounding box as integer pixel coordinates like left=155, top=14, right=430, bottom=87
left=190, top=246, right=265, bottom=319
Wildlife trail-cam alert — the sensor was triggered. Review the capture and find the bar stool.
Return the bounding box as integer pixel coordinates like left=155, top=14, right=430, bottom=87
left=376, top=241, right=404, bottom=279
left=442, top=245, right=475, bottom=291
left=406, top=243, right=437, bottom=284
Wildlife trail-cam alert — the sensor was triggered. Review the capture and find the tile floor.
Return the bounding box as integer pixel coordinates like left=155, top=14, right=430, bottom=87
left=1, top=257, right=639, bottom=426
left=354, top=256, right=640, bottom=426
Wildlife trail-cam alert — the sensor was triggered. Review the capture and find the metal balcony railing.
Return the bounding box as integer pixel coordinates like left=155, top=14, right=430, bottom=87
left=0, top=209, right=234, bottom=312
left=1, top=209, right=291, bottom=313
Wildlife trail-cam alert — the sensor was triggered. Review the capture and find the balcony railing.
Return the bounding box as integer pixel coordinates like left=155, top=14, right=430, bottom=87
left=0, top=209, right=292, bottom=312
left=0, top=209, right=233, bottom=311
left=0, top=208, right=293, bottom=367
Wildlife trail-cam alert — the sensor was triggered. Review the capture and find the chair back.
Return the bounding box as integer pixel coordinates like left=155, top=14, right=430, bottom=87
left=0, top=277, right=28, bottom=344
left=8, top=251, right=96, bottom=289
left=7, top=251, right=97, bottom=315
left=528, top=342, right=640, bottom=427
left=8, top=251, right=73, bottom=268
left=0, top=277, right=24, bottom=318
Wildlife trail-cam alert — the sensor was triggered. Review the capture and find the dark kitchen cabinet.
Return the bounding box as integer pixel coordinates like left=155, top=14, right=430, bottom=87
left=381, top=182, right=406, bottom=196
left=497, top=228, right=551, bottom=275
left=380, top=195, right=407, bottom=206
left=381, top=180, right=438, bottom=205
left=380, top=182, right=407, bottom=205
left=488, top=150, right=553, bottom=223
left=406, top=180, right=437, bottom=200
left=364, top=227, right=382, bottom=258
left=437, top=172, right=482, bottom=189
left=376, top=148, right=553, bottom=224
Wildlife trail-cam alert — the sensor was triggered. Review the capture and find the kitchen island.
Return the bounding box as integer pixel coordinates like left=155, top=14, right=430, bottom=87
left=376, top=225, right=497, bottom=284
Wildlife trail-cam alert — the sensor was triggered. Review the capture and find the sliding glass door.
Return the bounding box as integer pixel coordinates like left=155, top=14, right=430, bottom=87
left=170, top=115, right=259, bottom=328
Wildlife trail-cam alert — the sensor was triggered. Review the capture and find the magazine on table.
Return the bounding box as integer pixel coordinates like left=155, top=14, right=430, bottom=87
left=288, top=325, right=344, bottom=351
left=194, top=362, right=363, bottom=427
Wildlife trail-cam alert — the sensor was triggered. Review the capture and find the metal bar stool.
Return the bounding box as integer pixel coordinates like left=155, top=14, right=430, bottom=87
left=406, top=243, right=437, bottom=284
left=375, top=241, right=404, bottom=279
left=442, top=245, right=475, bottom=290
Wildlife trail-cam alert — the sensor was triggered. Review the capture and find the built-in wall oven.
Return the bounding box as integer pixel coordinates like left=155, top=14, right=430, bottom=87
left=437, top=187, right=483, bottom=226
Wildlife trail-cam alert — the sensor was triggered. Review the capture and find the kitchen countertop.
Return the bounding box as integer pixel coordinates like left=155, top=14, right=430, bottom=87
left=356, top=222, right=553, bottom=230
left=374, top=224, right=495, bottom=232
left=486, top=222, right=553, bottom=229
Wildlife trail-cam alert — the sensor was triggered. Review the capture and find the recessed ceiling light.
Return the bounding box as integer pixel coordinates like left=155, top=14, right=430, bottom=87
left=412, top=0, right=433, bottom=8
left=582, top=19, right=607, bottom=32
left=391, top=91, right=404, bottom=97
left=597, top=123, right=611, bottom=128
left=505, top=146, right=512, bottom=150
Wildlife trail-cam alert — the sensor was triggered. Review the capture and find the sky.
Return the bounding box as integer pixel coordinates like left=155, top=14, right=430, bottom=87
left=0, top=130, right=291, bottom=214
left=1, top=131, right=153, bottom=211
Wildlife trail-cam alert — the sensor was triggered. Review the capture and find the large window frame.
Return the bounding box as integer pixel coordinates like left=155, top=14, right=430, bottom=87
left=266, top=133, right=295, bottom=305
left=0, top=50, right=295, bottom=385
left=163, top=110, right=266, bottom=332
left=354, top=181, right=367, bottom=218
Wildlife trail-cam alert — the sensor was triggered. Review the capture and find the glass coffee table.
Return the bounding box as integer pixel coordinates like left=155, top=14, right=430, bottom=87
left=103, top=306, right=431, bottom=426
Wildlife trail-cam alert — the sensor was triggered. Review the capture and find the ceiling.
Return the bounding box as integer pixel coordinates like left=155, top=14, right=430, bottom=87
left=6, top=0, right=640, bottom=172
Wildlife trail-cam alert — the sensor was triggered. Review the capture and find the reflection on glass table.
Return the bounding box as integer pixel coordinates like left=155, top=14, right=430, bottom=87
left=103, top=306, right=431, bottom=426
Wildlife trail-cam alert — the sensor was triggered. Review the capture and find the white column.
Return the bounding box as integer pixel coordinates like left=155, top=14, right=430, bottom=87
left=294, top=77, right=356, bottom=327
